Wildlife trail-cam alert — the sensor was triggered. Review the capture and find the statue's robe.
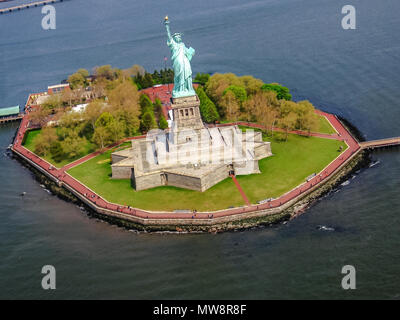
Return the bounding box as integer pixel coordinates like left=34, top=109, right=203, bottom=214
left=167, top=38, right=195, bottom=98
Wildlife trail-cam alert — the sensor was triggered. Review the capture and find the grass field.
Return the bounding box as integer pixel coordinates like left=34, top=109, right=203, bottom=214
left=23, top=129, right=96, bottom=168
left=317, top=115, right=336, bottom=134
left=67, top=131, right=346, bottom=212
left=237, top=131, right=346, bottom=203
left=68, top=144, right=245, bottom=211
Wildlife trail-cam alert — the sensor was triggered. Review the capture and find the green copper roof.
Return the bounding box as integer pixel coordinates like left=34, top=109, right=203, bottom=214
left=0, top=106, right=20, bottom=117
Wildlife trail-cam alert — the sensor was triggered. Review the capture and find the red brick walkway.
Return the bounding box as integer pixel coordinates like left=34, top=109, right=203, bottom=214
left=230, top=175, right=251, bottom=206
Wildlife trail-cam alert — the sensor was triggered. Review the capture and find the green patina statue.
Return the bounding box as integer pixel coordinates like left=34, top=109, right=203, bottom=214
left=164, top=16, right=196, bottom=98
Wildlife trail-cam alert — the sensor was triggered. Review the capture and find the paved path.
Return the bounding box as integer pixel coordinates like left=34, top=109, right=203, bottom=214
left=11, top=91, right=361, bottom=222
left=230, top=175, right=251, bottom=206
left=360, top=137, right=400, bottom=149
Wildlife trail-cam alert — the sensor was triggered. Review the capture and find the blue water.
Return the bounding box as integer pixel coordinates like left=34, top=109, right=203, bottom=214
left=0, top=0, right=400, bottom=299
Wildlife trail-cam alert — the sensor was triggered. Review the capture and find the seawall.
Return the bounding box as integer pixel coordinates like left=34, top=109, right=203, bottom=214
left=11, top=143, right=368, bottom=233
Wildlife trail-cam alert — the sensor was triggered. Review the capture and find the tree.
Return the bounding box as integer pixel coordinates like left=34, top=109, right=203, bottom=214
left=61, top=88, right=75, bottom=107
left=113, top=68, right=122, bottom=80
left=93, top=126, right=110, bottom=149
left=50, top=141, right=64, bottom=162
left=159, top=68, right=174, bottom=84
left=295, top=100, right=318, bottom=134
left=141, top=111, right=157, bottom=132
left=92, top=112, right=125, bottom=147
left=139, top=94, right=153, bottom=113
left=93, top=112, right=115, bottom=149
left=62, top=136, right=86, bottom=159
left=143, top=73, right=154, bottom=88
left=67, top=72, right=86, bottom=90
left=71, top=86, right=86, bottom=104
left=279, top=110, right=297, bottom=141
left=220, top=90, right=240, bottom=121
left=239, top=75, right=264, bottom=96
left=58, top=111, right=83, bottom=133
left=245, top=91, right=279, bottom=135
left=77, top=68, right=89, bottom=78
left=95, top=65, right=114, bottom=80
left=223, top=85, right=247, bottom=104
left=29, top=106, right=51, bottom=127
left=122, top=64, right=145, bottom=79
left=91, top=78, right=107, bottom=99
left=196, top=87, right=220, bottom=123
left=205, top=73, right=264, bottom=117
left=107, top=118, right=125, bottom=142
left=262, top=83, right=292, bottom=101
left=107, top=81, right=141, bottom=135
left=153, top=98, right=163, bottom=118
left=42, top=94, right=62, bottom=110
left=84, top=100, right=104, bottom=131
left=130, top=64, right=145, bottom=77
left=95, top=112, right=114, bottom=128
left=158, top=115, right=168, bottom=130
left=34, top=127, right=58, bottom=156
left=205, top=73, right=237, bottom=105
left=279, top=100, right=297, bottom=117
left=194, top=73, right=210, bottom=85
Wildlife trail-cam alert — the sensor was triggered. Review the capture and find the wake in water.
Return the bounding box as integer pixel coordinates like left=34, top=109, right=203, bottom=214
left=316, top=225, right=335, bottom=232
left=369, top=160, right=381, bottom=168
left=341, top=180, right=350, bottom=187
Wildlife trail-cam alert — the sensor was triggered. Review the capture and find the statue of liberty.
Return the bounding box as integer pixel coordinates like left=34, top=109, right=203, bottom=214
left=164, top=16, right=196, bottom=98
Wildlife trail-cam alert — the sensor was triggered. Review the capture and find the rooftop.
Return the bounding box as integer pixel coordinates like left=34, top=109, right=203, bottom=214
left=0, top=105, right=20, bottom=117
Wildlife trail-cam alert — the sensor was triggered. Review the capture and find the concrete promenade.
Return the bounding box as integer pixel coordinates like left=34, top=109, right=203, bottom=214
left=360, top=137, right=400, bottom=150
left=11, top=90, right=362, bottom=227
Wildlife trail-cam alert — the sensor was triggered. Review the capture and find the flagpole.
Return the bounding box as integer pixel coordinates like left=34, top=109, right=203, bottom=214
left=164, top=56, right=170, bottom=94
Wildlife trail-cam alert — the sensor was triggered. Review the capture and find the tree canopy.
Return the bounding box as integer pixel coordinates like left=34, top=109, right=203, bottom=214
left=261, top=83, right=292, bottom=101
left=196, top=87, right=220, bottom=123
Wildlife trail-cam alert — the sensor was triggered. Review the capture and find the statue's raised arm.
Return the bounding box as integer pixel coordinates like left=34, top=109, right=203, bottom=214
left=163, top=16, right=196, bottom=99
left=164, top=16, right=172, bottom=43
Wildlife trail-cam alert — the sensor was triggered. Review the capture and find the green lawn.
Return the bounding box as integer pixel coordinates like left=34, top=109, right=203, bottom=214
left=317, top=115, right=336, bottom=134
left=23, top=129, right=96, bottom=168
left=23, top=129, right=41, bottom=150
left=67, top=131, right=346, bottom=212
left=237, top=132, right=346, bottom=204
left=68, top=146, right=245, bottom=211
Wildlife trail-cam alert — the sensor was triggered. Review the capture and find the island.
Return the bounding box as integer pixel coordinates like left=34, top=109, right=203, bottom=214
left=10, top=17, right=400, bottom=232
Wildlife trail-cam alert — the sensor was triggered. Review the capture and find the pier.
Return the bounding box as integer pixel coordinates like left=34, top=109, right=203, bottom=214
left=0, top=0, right=65, bottom=14
left=360, top=137, right=400, bottom=150
left=0, top=114, right=23, bottom=124
left=0, top=105, right=22, bottom=124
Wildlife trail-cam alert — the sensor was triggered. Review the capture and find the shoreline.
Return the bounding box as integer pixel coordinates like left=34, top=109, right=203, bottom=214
left=13, top=86, right=387, bottom=233
left=11, top=119, right=370, bottom=233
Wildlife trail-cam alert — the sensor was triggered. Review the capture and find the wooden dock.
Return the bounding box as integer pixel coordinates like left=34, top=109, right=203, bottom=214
left=0, top=0, right=65, bottom=14
left=0, top=114, right=23, bottom=124
left=360, top=137, right=400, bottom=150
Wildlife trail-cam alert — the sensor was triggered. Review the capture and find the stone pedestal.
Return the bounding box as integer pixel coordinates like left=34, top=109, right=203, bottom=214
left=171, top=95, right=204, bottom=130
